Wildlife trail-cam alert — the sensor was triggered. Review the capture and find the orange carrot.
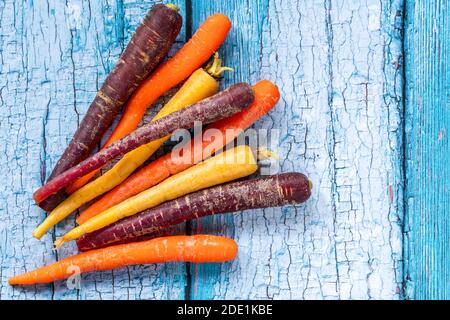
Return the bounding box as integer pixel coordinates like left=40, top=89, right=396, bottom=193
left=66, top=13, right=232, bottom=194
left=9, top=235, right=237, bottom=285
left=77, top=80, right=279, bottom=224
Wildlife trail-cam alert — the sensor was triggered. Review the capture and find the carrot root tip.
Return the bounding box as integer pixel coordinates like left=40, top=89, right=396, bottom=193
left=32, top=228, right=45, bottom=240
left=54, top=238, right=65, bottom=250
left=256, top=147, right=280, bottom=161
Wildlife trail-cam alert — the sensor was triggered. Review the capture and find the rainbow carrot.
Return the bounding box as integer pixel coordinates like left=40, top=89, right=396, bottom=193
left=77, top=173, right=312, bottom=251
left=36, top=66, right=222, bottom=243
left=77, top=80, right=280, bottom=224
left=54, top=145, right=258, bottom=247
left=32, top=84, right=254, bottom=239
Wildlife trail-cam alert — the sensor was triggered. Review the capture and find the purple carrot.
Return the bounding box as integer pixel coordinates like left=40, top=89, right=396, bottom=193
left=34, top=83, right=255, bottom=204
left=39, top=4, right=182, bottom=211
left=77, top=172, right=312, bottom=251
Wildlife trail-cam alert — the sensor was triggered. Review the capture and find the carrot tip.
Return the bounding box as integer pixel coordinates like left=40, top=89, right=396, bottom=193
left=32, top=228, right=44, bottom=240
left=54, top=238, right=65, bottom=250
left=256, top=147, right=280, bottom=161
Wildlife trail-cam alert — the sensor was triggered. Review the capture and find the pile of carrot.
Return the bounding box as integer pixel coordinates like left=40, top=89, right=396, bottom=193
left=10, top=3, right=313, bottom=286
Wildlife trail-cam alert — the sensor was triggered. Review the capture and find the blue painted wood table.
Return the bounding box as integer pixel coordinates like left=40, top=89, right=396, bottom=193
left=0, top=0, right=448, bottom=300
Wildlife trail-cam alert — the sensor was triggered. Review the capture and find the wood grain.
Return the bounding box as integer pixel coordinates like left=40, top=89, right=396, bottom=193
left=403, top=0, right=450, bottom=300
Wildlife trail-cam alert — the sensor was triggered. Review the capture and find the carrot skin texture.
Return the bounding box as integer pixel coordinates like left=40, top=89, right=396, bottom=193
left=77, top=80, right=279, bottom=224
left=33, top=83, right=254, bottom=206
left=77, top=173, right=311, bottom=251
left=9, top=235, right=237, bottom=285
left=39, top=4, right=182, bottom=211
left=67, top=14, right=232, bottom=193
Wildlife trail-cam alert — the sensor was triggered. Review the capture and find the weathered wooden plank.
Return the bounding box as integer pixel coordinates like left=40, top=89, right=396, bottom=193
left=327, top=0, right=405, bottom=299
left=187, top=0, right=272, bottom=300
left=189, top=0, right=404, bottom=299
left=403, top=0, right=450, bottom=300
left=0, top=0, right=187, bottom=299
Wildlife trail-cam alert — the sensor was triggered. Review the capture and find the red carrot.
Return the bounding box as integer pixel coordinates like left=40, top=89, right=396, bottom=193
left=9, top=235, right=237, bottom=285
left=77, top=173, right=312, bottom=251
left=39, top=4, right=182, bottom=211
left=77, top=80, right=279, bottom=224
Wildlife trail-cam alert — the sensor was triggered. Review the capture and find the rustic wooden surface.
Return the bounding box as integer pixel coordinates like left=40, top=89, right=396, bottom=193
left=403, top=0, right=449, bottom=300
left=0, top=0, right=446, bottom=300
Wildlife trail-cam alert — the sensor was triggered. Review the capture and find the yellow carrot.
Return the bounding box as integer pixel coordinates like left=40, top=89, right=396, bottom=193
left=32, top=68, right=219, bottom=240
left=54, top=145, right=257, bottom=247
